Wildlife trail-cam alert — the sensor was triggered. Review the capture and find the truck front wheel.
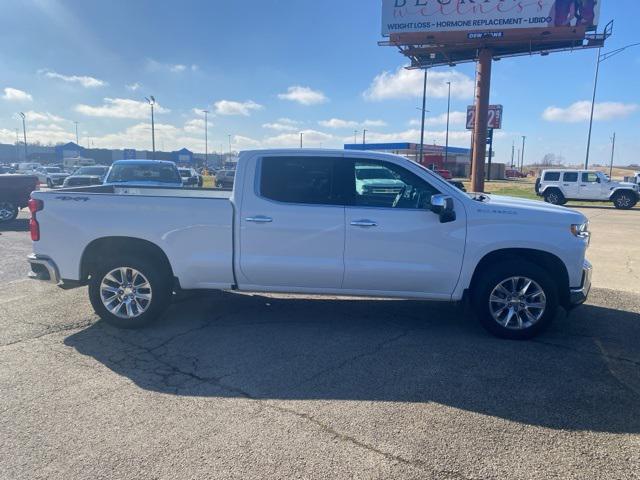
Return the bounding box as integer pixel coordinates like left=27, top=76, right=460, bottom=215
left=472, top=261, right=559, bottom=340
left=612, top=191, right=637, bottom=210
left=88, top=255, right=172, bottom=329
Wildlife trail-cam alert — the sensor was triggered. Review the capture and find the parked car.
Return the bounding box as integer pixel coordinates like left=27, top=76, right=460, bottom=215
left=355, top=164, right=405, bottom=195
left=178, top=168, right=203, bottom=187
left=506, top=169, right=527, bottom=179
left=62, top=175, right=104, bottom=188
left=0, top=174, right=38, bottom=222
left=433, top=169, right=452, bottom=180
left=447, top=180, right=466, bottom=192
left=104, top=160, right=183, bottom=188
left=536, top=169, right=639, bottom=209
left=27, top=149, right=592, bottom=340
left=17, top=162, right=42, bottom=173
left=0, top=165, right=16, bottom=174
left=215, top=170, right=235, bottom=189
left=36, top=166, right=70, bottom=188
left=70, top=165, right=110, bottom=181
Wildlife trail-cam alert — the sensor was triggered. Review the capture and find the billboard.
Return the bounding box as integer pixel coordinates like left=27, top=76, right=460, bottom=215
left=382, top=0, right=601, bottom=36
left=466, top=105, right=503, bottom=130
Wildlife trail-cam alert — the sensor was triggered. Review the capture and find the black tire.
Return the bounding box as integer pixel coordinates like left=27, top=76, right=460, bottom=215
left=471, top=260, right=559, bottom=340
left=544, top=189, right=565, bottom=205
left=612, top=190, right=637, bottom=210
left=0, top=201, right=19, bottom=223
left=88, top=254, right=172, bottom=329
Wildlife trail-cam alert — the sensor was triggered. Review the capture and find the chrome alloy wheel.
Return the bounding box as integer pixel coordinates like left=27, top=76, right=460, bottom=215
left=489, top=277, right=547, bottom=330
left=100, top=267, right=152, bottom=319
left=0, top=202, right=15, bottom=221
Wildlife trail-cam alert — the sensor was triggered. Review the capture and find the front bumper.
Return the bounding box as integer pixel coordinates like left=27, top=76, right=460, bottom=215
left=27, top=254, right=60, bottom=284
left=569, top=260, right=592, bottom=306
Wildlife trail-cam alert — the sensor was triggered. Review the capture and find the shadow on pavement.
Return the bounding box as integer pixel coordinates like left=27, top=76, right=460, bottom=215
left=65, top=291, right=640, bottom=434
left=0, top=218, right=29, bottom=232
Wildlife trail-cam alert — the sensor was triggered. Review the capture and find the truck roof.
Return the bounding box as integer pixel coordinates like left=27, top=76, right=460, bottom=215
left=112, top=159, right=177, bottom=165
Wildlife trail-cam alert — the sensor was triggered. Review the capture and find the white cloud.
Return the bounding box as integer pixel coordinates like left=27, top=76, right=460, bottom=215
left=278, top=86, right=328, bottom=106
left=319, top=118, right=389, bottom=129
left=2, top=87, right=33, bottom=102
left=232, top=135, right=262, bottom=150
left=319, top=118, right=359, bottom=129
left=183, top=118, right=212, bottom=134
left=542, top=101, right=638, bottom=122
left=214, top=99, right=263, bottom=116
left=0, top=123, right=74, bottom=145
left=146, top=59, right=198, bottom=73
left=170, top=64, right=186, bottom=73
left=363, top=67, right=474, bottom=101
left=40, top=70, right=106, bottom=88
left=264, top=129, right=334, bottom=148
left=408, top=111, right=467, bottom=127
left=75, top=98, right=170, bottom=119
left=344, top=128, right=470, bottom=145
left=88, top=122, right=207, bottom=152
left=262, top=120, right=300, bottom=131
left=23, top=110, right=65, bottom=123
left=126, top=82, right=142, bottom=91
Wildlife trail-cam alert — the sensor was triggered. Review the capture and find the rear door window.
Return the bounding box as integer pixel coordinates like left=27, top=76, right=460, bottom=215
left=563, top=172, right=578, bottom=182
left=544, top=172, right=561, bottom=181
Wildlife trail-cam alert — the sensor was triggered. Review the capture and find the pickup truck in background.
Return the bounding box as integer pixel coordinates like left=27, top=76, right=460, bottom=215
left=27, top=149, right=592, bottom=339
left=0, top=174, right=38, bottom=222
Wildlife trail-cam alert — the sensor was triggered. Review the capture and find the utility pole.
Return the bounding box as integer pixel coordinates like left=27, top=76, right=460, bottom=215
left=609, top=132, right=616, bottom=178
left=511, top=141, right=515, bottom=168
left=145, top=96, right=156, bottom=156
left=418, top=68, right=428, bottom=165
left=228, top=134, right=232, bottom=155
left=300, top=132, right=303, bottom=148
left=74, top=121, right=79, bottom=144
left=354, top=130, right=358, bottom=144
left=362, top=129, right=367, bottom=145
left=470, top=49, right=492, bottom=192
left=18, top=112, right=27, bottom=160
left=203, top=110, right=209, bottom=167
left=521, top=135, right=527, bottom=173
left=444, top=81, right=451, bottom=164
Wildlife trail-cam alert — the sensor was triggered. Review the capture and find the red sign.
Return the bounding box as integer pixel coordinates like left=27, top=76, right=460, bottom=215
left=466, top=105, right=503, bottom=130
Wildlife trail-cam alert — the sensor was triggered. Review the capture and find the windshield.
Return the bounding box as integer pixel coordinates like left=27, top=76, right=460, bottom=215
left=76, top=167, right=108, bottom=176
left=179, top=169, right=192, bottom=177
left=356, top=168, right=396, bottom=180
left=45, top=167, right=62, bottom=173
left=106, top=163, right=181, bottom=184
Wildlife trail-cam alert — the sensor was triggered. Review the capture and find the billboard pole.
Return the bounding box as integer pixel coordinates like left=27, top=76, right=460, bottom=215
left=418, top=68, right=428, bottom=165
left=471, top=49, right=492, bottom=193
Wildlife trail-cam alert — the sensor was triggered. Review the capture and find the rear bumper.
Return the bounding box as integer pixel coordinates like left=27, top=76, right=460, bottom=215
left=27, top=254, right=60, bottom=284
left=569, top=260, right=592, bottom=306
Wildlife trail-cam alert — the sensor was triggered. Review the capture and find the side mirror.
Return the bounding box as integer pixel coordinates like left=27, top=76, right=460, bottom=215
left=430, top=194, right=456, bottom=223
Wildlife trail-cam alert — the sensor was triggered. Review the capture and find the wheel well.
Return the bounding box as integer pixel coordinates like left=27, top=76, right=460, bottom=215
left=469, top=249, right=570, bottom=306
left=611, top=189, right=636, bottom=198
left=543, top=187, right=562, bottom=195
left=80, top=237, right=174, bottom=282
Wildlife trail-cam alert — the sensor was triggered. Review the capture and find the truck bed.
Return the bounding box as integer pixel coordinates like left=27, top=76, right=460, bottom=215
left=31, top=185, right=235, bottom=289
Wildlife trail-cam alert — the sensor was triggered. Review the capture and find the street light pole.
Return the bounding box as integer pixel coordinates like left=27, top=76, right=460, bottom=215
left=300, top=132, right=303, bottom=148
left=203, top=110, right=209, bottom=167
left=511, top=141, right=515, bottom=168
left=362, top=129, right=367, bottom=145
left=585, top=42, right=640, bottom=169
left=521, top=136, right=526, bottom=173
left=418, top=68, right=428, bottom=164
left=354, top=130, right=358, bottom=144
left=145, top=96, right=156, bottom=156
left=74, top=121, right=79, bottom=144
left=228, top=134, right=232, bottom=155
left=444, top=81, right=451, bottom=164
left=609, top=132, right=616, bottom=178
left=18, top=112, right=27, bottom=160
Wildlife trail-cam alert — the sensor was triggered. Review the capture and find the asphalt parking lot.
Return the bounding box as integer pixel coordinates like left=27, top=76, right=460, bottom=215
left=1, top=207, right=639, bottom=479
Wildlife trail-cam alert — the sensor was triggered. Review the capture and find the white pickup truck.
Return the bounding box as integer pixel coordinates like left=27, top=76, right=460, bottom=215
left=27, top=149, right=592, bottom=339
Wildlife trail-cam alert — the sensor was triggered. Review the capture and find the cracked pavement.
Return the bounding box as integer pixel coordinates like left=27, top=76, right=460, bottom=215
left=1, top=209, right=640, bottom=479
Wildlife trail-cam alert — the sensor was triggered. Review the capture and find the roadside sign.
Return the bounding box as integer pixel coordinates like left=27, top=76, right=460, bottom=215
left=466, top=105, right=503, bottom=130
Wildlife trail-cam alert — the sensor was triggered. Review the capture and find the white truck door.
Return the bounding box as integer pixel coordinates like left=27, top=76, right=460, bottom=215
left=561, top=171, right=580, bottom=198
left=342, top=158, right=466, bottom=298
left=578, top=171, right=602, bottom=199
left=238, top=154, right=346, bottom=289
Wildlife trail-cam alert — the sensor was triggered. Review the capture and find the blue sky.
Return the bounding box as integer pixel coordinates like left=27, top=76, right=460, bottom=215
left=0, top=0, right=638, bottom=166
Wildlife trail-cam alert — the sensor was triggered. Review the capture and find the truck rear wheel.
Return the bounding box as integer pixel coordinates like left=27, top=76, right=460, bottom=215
left=543, top=189, right=565, bottom=205
left=472, top=260, right=558, bottom=340
left=88, top=255, right=172, bottom=329
left=0, top=201, right=19, bottom=222
left=612, top=191, right=637, bottom=210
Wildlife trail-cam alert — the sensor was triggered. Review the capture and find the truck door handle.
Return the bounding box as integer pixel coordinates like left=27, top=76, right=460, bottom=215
left=245, top=216, right=273, bottom=223
left=350, top=220, right=378, bottom=228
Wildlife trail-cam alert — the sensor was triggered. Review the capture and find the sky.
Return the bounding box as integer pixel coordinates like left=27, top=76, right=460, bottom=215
left=0, top=0, right=638, bottom=166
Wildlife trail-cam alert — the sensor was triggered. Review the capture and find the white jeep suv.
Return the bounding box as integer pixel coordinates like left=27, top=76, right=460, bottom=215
left=536, top=169, right=639, bottom=209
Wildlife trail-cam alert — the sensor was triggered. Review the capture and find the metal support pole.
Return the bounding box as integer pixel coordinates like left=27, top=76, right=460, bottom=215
left=471, top=49, right=492, bottom=192
left=151, top=103, right=155, bottom=156
left=511, top=141, right=515, bottom=168
left=418, top=68, right=428, bottom=165
left=521, top=136, right=527, bottom=173
left=609, top=132, right=616, bottom=178
left=487, top=129, right=494, bottom=181
left=204, top=110, right=209, bottom=167
left=362, top=129, right=367, bottom=145
left=74, top=121, right=79, bottom=145
left=585, top=47, right=601, bottom=170
left=19, top=113, right=28, bottom=160
left=444, top=81, right=451, bottom=165
left=300, top=132, right=303, bottom=148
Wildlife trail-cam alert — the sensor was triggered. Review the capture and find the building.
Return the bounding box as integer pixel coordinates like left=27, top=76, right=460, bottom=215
left=344, top=142, right=472, bottom=177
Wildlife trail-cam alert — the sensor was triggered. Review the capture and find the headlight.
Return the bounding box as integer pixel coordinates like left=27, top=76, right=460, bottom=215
left=571, top=222, right=590, bottom=240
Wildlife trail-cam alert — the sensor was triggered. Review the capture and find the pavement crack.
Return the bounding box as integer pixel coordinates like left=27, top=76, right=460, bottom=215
left=0, top=319, right=94, bottom=348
